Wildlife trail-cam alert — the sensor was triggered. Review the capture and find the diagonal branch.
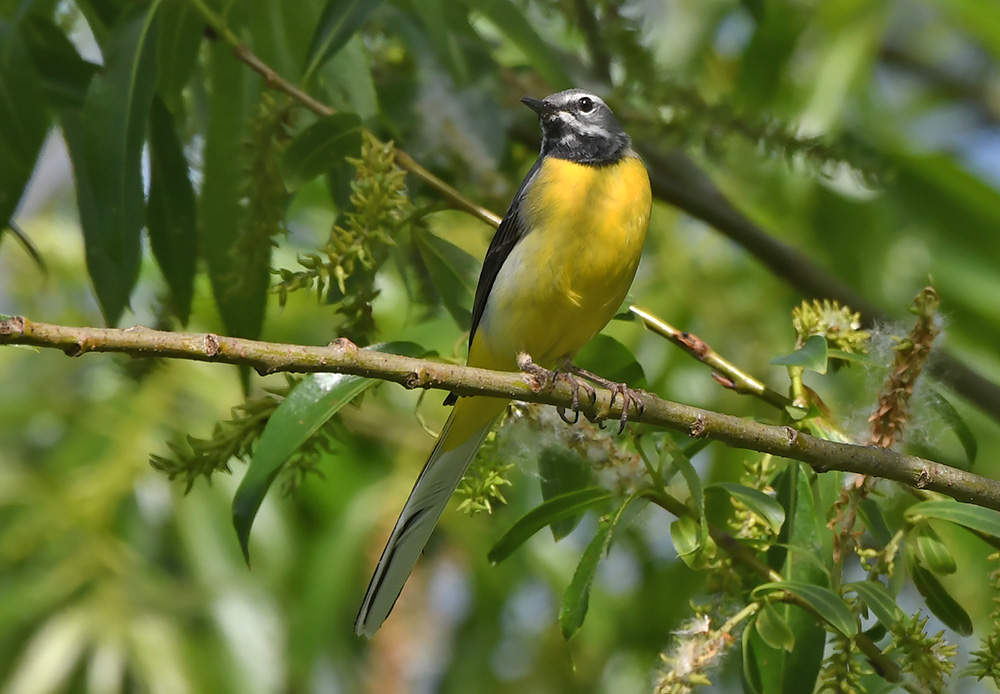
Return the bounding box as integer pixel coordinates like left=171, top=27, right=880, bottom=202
left=3, top=314, right=1000, bottom=513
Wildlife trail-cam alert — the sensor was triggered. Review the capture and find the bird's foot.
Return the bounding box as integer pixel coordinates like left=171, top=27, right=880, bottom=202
left=517, top=353, right=596, bottom=425
left=562, top=363, right=645, bottom=434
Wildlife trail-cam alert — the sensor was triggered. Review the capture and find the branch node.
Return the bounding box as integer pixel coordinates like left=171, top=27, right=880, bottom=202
left=331, top=337, right=358, bottom=355
left=0, top=316, right=25, bottom=336
left=690, top=414, right=707, bottom=437
left=204, top=334, right=220, bottom=357
left=404, top=370, right=427, bottom=390
left=915, top=467, right=932, bottom=489
left=785, top=426, right=799, bottom=445
left=711, top=372, right=736, bottom=389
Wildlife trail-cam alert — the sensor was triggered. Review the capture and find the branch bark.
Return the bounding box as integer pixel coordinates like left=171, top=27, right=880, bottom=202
left=4, top=315, right=999, bottom=513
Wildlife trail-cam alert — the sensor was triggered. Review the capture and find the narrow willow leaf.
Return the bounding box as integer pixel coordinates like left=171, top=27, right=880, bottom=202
left=930, top=388, right=978, bottom=466
left=904, top=499, right=1000, bottom=538
left=706, top=482, right=786, bottom=534
left=282, top=112, right=362, bottom=189
left=412, top=228, right=478, bottom=331
left=559, top=494, right=642, bottom=640
left=18, top=14, right=98, bottom=109
left=72, top=4, right=160, bottom=324
left=302, top=0, right=384, bottom=83
left=908, top=558, right=973, bottom=636
left=857, top=498, right=892, bottom=548
left=487, top=488, right=612, bottom=565
left=843, top=580, right=904, bottom=628
left=147, top=97, right=197, bottom=325
left=755, top=602, right=795, bottom=652
left=769, top=335, right=829, bottom=373
left=200, top=41, right=260, bottom=340
left=463, top=0, right=572, bottom=88
left=914, top=524, right=957, bottom=575
left=0, top=21, right=50, bottom=235
left=154, top=0, right=203, bottom=110
left=537, top=447, right=596, bottom=541
left=752, top=581, right=858, bottom=637
left=233, top=341, right=426, bottom=563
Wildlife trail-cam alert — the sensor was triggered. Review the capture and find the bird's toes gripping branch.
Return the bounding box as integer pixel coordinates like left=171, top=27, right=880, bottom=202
left=516, top=352, right=597, bottom=425
left=563, top=363, right=644, bottom=434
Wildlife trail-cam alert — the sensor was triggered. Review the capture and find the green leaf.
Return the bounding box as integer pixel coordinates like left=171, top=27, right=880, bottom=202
left=908, top=557, right=973, bottom=636
left=0, top=21, right=50, bottom=232
left=487, top=488, right=612, bottom=565
left=669, top=443, right=706, bottom=555
left=574, top=335, right=648, bottom=389
left=913, top=524, right=957, bottom=575
left=200, top=41, right=261, bottom=340
left=769, top=335, right=829, bottom=373
left=155, top=0, right=203, bottom=110
left=747, top=466, right=830, bottom=694
left=302, top=0, right=384, bottom=83
left=315, top=35, right=378, bottom=122
left=755, top=602, right=795, bottom=652
left=282, top=112, right=363, bottom=189
left=233, top=341, right=426, bottom=563
left=413, top=227, right=478, bottom=331
left=559, top=494, right=642, bottom=640
left=405, top=0, right=469, bottom=83
left=706, top=482, right=786, bottom=534
left=928, top=389, right=978, bottom=467
left=857, top=498, right=892, bottom=548
left=147, top=97, right=197, bottom=325
left=843, top=580, right=904, bottom=628
left=67, top=4, right=160, bottom=325
left=669, top=515, right=701, bottom=559
left=752, top=581, right=858, bottom=637
left=464, top=0, right=571, bottom=88
left=537, top=446, right=596, bottom=541
left=18, top=13, right=98, bottom=109
left=904, top=499, right=1000, bottom=539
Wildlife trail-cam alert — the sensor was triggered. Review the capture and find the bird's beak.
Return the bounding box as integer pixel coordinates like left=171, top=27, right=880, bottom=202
left=521, top=96, right=555, bottom=117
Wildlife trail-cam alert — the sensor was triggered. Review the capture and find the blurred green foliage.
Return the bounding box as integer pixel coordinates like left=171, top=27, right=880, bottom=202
left=3, top=0, right=1000, bottom=692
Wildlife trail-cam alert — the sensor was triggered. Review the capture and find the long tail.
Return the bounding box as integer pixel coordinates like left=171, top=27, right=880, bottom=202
left=355, top=396, right=506, bottom=637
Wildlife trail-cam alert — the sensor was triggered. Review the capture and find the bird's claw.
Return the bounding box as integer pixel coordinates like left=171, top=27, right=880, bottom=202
left=518, top=353, right=595, bottom=425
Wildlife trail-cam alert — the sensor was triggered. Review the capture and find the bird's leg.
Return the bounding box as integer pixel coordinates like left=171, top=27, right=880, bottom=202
left=517, top=353, right=595, bottom=425
left=563, top=364, right=645, bottom=434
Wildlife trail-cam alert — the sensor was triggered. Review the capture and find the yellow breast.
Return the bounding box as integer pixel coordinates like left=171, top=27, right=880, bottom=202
left=469, top=153, right=651, bottom=371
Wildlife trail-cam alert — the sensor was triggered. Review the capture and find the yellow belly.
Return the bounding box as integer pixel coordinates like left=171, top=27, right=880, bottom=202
left=469, top=153, right=651, bottom=372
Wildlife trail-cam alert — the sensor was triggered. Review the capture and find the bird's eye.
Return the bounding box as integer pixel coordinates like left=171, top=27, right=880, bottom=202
left=577, top=96, right=594, bottom=113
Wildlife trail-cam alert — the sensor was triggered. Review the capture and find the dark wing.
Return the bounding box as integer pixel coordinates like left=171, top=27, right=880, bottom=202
left=467, top=157, right=543, bottom=344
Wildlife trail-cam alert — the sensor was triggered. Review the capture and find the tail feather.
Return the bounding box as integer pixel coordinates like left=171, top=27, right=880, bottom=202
left=355, top=404, right=500, bottom=638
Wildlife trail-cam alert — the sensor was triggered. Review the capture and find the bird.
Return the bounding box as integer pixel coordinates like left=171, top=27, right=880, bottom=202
left=355, top=88, right=652, bottom=637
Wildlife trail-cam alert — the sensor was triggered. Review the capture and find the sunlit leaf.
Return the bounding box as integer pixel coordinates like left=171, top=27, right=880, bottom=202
left=769, top=335, right=828, bottom=373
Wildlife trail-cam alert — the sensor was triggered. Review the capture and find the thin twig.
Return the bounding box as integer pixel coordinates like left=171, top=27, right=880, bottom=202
left=630, top=305, right=789, bottom=409
left=3, top=315, right=1000, bottom=513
